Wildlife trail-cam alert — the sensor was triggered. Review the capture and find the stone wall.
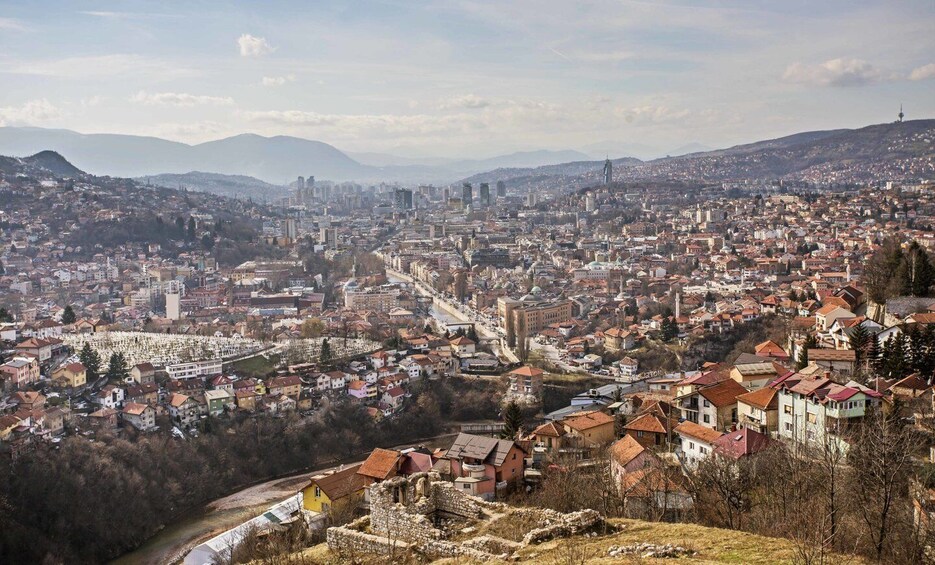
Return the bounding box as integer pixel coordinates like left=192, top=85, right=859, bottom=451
left=326, top=471, right=608, bottom=562
left=326, top=519, right=414, bottom=559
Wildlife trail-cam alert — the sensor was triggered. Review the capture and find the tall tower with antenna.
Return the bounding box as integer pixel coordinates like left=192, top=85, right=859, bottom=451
left=602, top=156, right=613, bottom=185
left=898, top=104, right=904, bottom=123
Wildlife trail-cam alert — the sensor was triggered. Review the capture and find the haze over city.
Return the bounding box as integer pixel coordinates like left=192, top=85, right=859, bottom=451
left=1, top=3, right=935, bottom=565
left=1, top=0, right=934, bottom=158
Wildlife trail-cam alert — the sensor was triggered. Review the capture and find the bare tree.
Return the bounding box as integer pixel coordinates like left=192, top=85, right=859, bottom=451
left=847, top=408, right=917, bottom=561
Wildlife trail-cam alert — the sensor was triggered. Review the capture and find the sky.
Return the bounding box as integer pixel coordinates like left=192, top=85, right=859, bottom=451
left=0, top=0, right=933, bottom=159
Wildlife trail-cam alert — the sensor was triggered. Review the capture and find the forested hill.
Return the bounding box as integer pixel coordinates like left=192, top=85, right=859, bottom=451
left=0, top=151, right=284, bottom=266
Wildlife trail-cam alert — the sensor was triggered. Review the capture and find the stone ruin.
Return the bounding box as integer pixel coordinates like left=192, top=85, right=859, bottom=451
left=326, top=472, right=608, bottom=561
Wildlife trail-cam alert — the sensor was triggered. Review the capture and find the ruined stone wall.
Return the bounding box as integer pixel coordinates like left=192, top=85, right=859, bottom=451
left=432, top=480, right=500, bottom=519
left=369, top=473, right=442, bottom=543
left=326, top=523, right=414, bottom=558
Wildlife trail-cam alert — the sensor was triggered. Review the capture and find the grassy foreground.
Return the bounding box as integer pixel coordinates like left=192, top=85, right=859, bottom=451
left=286, top=518, right=865, bottom=564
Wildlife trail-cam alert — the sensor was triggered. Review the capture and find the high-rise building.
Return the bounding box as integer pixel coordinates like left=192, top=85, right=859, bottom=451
left=496, top=180, right=506, bottom=198
left=461, top=183, right=473, bottom=207
left=320, top=227, right=336, bottom=249
left=296, top=176, right=306, bottom=204
left=479, top=183, right=490, bottom=207
left=603, top=158, right=613, bottom=185
left=283, top=218, right=297, bottom=240
left=394, top=188, right=413, bottom=210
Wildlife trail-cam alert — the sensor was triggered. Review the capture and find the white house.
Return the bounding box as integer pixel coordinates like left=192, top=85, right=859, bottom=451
left=673, top=421, right=724, bottom=468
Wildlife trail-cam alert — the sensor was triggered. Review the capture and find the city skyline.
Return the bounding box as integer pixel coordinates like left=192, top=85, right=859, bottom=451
left=0, top=0, right=933, bottom=158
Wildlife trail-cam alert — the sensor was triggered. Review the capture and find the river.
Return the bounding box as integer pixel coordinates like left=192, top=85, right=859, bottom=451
left=111, top=434, right=458, bottom=565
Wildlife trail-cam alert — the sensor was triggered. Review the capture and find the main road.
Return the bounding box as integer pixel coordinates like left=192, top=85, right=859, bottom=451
left=385, top=268, right=518, bottom=363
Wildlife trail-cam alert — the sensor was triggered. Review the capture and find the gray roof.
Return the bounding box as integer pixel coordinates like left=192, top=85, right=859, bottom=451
left=734, top=362, right=777, bottom=376
left=446, top=433, right=516, bottom=466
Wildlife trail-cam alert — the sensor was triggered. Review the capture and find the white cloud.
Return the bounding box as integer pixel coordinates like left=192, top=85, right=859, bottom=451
left=79, top=11, right=179, bottom=20
left=782, top=58, right=886, bottom=87
left=151, top=121, right=228, bottom=143
left=261, top=74, right=296, bottom=87
left=0, top=99, right=62, bottom=126
left=131, top=91, right=234, bottom=107
left=238, top=34, right=275, bottom=57
left=2, top=54, right=196, bottom=79
left=571, top=50, right=635, bottom=63
left=439, top=94, right=491, bottom=110
left=909, top=63, right=935, bottom=81
left=240, top=98, right=713, bottom=145
left=81, top=95, right=106, bottom=107
left=0, top=17, right=27, bottom=31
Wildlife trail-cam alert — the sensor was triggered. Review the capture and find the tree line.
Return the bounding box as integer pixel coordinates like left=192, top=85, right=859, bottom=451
left=0, top=376, right=500, bottom=564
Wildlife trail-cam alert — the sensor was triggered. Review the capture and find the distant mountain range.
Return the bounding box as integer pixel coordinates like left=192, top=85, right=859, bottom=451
left=464, top=120, right=935, bottom=190
left=0, top=127, right=596, bottom=187
left=2, top=120, right=931, bottom=198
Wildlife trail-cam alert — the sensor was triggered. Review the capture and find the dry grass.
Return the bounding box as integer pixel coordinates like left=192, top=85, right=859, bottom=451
left=286, top=519, right=870, bottom=565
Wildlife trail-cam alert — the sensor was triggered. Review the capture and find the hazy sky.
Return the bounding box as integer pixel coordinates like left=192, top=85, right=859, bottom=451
left=0, top=0, right=933, bottom=158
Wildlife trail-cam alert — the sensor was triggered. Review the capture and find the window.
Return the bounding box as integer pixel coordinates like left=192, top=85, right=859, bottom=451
left=638, top=431, right=644, bottom=438
left=700, top=446, right=708, bottom=455
left=785, top=422, right=793, bottom=431
left=807, top=413, right=817, bottom=424
left=784, top=405, right=792, bottom=414
left=512, top=452, right=516, bottom=460
left=314, top=487, right=321, bottom=498
left=703, top=399, right=711, bottom=407
left=703, top=414, right=711, bottom=424
left=689, top=441, right=695, bottom=449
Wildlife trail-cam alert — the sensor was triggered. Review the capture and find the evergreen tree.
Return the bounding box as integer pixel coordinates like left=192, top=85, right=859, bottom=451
left=0, top=307, right=12, bottom=323
left=79, top=343, right=102, bottom=381
left=61, top=305, right=76, bottom=325
left=501, top=400, right=523, bottom=439
left=661, top=317, right=679, bottom=341
left=466, top=325, right=479, bottom=343
left=614, top=412, right=628, bottom=438
left=187, top=216, right=196, bottom=239
left=867, top=334, right=882, bottom=375
left=105, top=352, right=129, bottom=382
left=319, top=337, right=332, bottom=365
left=882, top=333, right=908, bottom=379
left=849, top=323, right=870, bottom=373
left=796, top=335, right=816, bottom=370
left=905, top=241, right=934, bottom=296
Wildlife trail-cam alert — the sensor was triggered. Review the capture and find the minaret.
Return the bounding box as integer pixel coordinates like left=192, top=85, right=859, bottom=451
left=675, top=291, right=681, bottom=319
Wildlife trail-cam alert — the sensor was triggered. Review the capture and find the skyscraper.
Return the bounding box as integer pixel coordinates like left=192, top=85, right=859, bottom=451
left=394, top=188, right=413, bottom=210
left=462, top=183, right=473, bottom=207
left=496, top=180, right=506, bottom=198
left=296, top=176, right=306, bottom=204
left=479, top=183, right=490, bottom=207
left=602, top=158, right=613, bottom=185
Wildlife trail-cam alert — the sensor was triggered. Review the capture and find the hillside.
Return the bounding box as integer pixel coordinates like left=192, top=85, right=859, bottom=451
left=463, top=119, right=935, bottom=190
left=22, top=150, right=84, bottom=177
left=136, top=171, right=291, bottom=201
left=296, top=518, right=865, bottom=564
left=0, top=151, right=283, bottom=266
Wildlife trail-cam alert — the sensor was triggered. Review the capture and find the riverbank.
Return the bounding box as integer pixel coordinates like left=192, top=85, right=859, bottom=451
left=111, top=432, right=460, bottom=565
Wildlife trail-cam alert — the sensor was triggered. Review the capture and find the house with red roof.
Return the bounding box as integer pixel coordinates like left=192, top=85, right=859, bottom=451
left=714, top=427, right=773, bottom=460
left=776, top=372, right=883, bottom=448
